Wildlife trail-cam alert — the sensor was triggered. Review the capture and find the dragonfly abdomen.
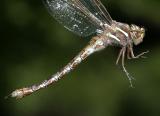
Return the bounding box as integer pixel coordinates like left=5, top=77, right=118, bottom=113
left=9, top=36, right=107, bottom=99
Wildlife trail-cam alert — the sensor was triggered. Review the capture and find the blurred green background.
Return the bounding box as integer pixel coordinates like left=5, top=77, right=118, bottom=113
left=1, top=0, right=160, bottom=116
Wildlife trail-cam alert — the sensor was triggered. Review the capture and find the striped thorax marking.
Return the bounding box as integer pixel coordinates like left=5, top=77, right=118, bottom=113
left=116, top=27, right=129, bottom=37
left=107, top=33, right=120, bottom=42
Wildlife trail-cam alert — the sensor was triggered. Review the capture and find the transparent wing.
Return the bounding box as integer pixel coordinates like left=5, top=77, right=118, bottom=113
left=77, top=0, right=112, bottom=25
left=44, top=0, right=112, bottom=37
left=44, top=0, right=100, bottom=37
left=91, top=0, right=112, bottom=24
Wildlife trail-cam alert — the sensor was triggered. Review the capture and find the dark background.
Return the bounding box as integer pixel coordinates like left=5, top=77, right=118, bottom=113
left=1, top=0, right=160, bottom=116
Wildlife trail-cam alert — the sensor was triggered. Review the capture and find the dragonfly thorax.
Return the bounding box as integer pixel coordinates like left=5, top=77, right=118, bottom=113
left=100, top=21, right=145, bottom=47
left=100, top=21, right=131, bottom=47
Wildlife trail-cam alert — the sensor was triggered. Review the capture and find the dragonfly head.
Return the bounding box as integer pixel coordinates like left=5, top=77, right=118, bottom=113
left=130, top=24, right=145, bottom=45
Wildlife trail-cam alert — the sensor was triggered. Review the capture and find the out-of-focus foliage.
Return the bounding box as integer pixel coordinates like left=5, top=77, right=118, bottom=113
left=0, top=0, right=160, bottom=116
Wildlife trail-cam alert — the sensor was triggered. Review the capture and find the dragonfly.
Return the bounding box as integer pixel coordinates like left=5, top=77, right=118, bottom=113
left=8, top=0, right=148, bottom=99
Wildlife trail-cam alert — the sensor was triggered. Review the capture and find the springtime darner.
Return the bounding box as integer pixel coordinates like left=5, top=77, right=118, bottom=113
left=8, top=0, right=148, bottom=99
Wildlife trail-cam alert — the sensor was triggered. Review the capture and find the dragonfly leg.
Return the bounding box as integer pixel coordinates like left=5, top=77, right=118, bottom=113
left=127, top=44, right=149, bottom=59
left=116, top=47, right=124, bottom=65
left=127, top=47, right=132, bottom=59
left=121, top=47, right=134, bottom=87
left=116, top=47, right=134, bottom=87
